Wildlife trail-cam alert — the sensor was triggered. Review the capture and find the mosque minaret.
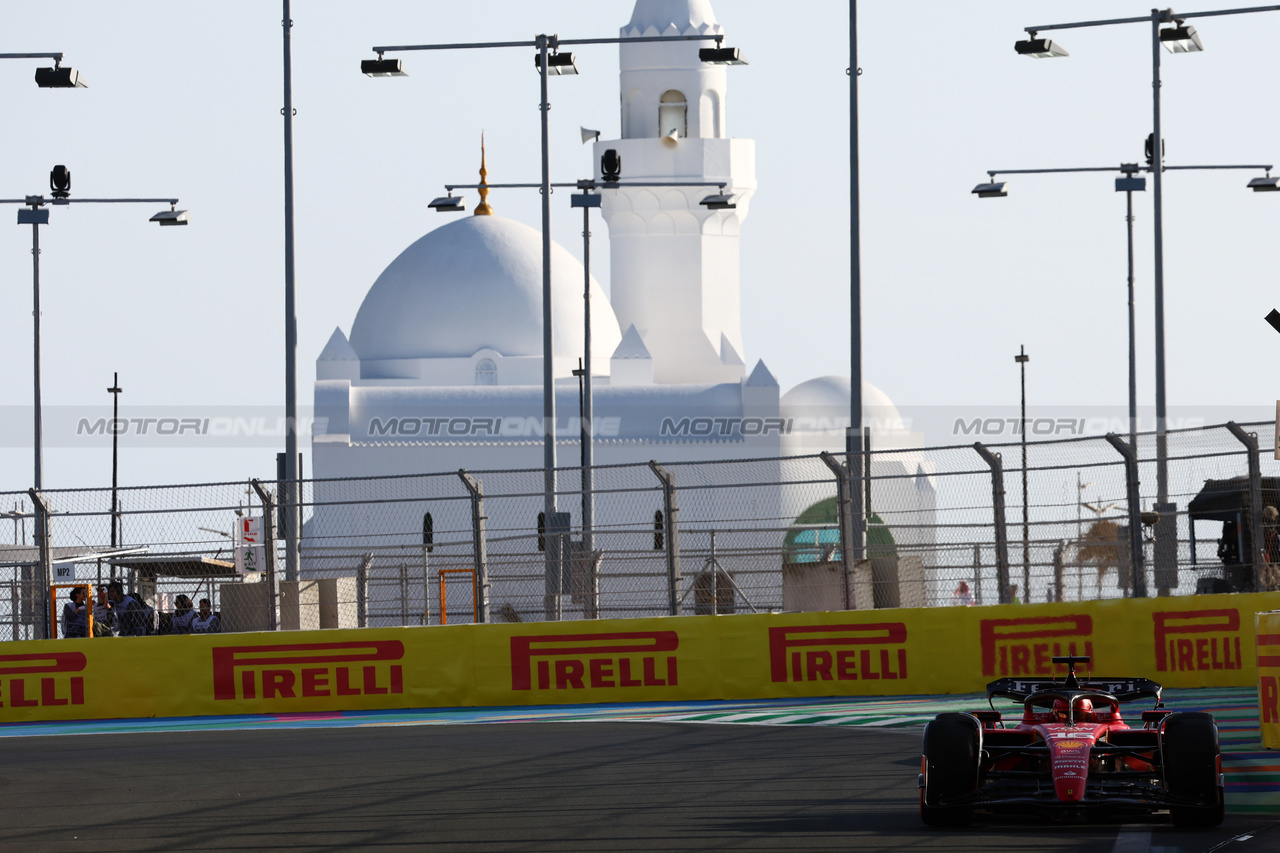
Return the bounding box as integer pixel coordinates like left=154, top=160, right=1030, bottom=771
left=594, top=0, right=755, bottom=385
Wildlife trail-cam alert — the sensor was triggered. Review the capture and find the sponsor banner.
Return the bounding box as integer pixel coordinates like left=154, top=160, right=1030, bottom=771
left=1, top=592, right=1278, bottom=724
left=1259, top=611, right=1280, bottom=749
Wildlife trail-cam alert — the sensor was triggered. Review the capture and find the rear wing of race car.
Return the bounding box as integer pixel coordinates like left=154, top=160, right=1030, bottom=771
left=986, top=677, right=1163, bottom=705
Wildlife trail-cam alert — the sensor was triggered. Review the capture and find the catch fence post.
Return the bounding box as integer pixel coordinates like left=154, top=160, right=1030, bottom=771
left=1104, top=433, right=1148, bottom=599
left=357, top=553, right=372, bottom=628
left=421, top=513, right=433, bottom=626
left=973, top=444, right=1011, bottom=605
left=250, top=479, right=279, bottom=630
left=648, top=462, right=681, bottom=616
left=1226, top=422, right=1266, bottom=592
left=458, top=470, right=490, bottom=624
left=27, top=489, right=51, bottom=639
left=819, top=451, right=857, bottom=610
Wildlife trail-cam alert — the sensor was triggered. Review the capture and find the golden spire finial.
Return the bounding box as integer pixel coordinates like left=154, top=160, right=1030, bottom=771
left=475, top=132, right=493, bottom=216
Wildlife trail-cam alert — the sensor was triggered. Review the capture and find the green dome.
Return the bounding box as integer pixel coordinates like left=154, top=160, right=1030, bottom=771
left=783, top=497, right=897, bottom=564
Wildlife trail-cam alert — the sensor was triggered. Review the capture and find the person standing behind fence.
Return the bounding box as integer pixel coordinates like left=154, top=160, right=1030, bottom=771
left=109, top=581, right=148, bottom=637
left=172, top=595, right=197, bottom=634
left=1262, top=506, right=1280, bottom=591
left=192, top=598, right=221, bottom=634
left=61, top=587, right=88, bottom=638
left=952, top=581, right=974, bottom=606
left=94, top=585, right=115, bottom=636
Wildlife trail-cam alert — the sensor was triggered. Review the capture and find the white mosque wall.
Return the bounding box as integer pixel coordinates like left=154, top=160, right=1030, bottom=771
left=302, top=433, right=788, bottom=623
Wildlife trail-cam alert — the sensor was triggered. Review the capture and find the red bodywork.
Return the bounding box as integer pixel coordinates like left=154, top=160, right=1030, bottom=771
left=920, top=665, right=1222, bottom=826
left=988, top=699, right=1153, bottom=803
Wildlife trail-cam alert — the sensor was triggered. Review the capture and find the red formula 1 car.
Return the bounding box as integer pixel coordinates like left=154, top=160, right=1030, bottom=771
left=918, top=656, right=1224, bottom=827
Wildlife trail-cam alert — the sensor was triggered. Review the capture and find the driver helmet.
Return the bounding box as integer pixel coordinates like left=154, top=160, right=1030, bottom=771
left=1051, top=697, right=1093, bottom=721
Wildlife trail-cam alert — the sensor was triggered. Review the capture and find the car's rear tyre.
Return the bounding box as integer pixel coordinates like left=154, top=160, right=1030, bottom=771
left=920, top=713, right=978, bottom=827
left=1163, top=712, right=1224, bottom=829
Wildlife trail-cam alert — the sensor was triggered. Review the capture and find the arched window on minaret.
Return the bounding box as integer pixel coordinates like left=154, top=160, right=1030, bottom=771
left=475, top=359, right=497, bottom=386
left=702, top=89, right=722, bottom=139
left=658, top=90, right=687, bottom=139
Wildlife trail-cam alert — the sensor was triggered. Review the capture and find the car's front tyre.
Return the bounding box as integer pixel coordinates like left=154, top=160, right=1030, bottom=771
left=920, top=713, right=979, bottom=827
left=1163, top=712, right=1225, bottom=829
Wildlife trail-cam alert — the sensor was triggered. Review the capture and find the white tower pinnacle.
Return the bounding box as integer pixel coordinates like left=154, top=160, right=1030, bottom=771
left=596, top=0, right=756, bottom=385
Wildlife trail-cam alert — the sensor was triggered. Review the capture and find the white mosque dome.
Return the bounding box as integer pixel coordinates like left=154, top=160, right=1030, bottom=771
left=781, top=376, right=906, bottom=433
left=350, top=214, right=622, bottom=364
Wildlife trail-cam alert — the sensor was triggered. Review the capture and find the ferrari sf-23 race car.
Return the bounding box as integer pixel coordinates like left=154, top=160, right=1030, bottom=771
left=919, top=656, right=1224, bottom=827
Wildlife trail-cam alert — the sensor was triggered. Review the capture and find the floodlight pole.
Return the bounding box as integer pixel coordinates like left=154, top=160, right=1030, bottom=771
left=108, top=373, right=123, bottom=548
left=1022, top=5, right=1280, bottom=592
left=1148, top=12, right=1173, bottom=584
left=580, top=196, right=594, bottom=561
left=536, top=34, right=556, bottom=529
left=2, top=194, right=185, bottom=494
left=443, top=177, right=724, bottom=583
left=848, top=0, right=866, bottom=563
left=30, top=215, right=44, bottom=492
left=1124, top=180, right=1138, bottom=449
left=1016, top=345, right=1029, bottom=599
left=282, top=0, right=300, bottom=584
left=984, top=160, right=1270, bottom=455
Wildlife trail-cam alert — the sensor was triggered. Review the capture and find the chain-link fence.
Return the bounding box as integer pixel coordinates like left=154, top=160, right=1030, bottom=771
left=2, top=420, right=1277, bottom=639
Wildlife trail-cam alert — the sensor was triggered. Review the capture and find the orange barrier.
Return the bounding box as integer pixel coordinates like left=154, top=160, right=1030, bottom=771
left=48, top=584, right=95, bottom=640
left=1, top=590, right=1278, bottom=724
left=436, top=568, right=476, bottom=625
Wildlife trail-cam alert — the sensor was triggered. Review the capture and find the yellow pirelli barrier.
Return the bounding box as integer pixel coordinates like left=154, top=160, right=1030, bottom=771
left=2, top=591, right=1279, bottom=724
left=1260, top=610, right=1280, bottom=749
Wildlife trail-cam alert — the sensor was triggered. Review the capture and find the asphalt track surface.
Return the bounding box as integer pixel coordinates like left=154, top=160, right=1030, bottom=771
left=1, top=723, right=1276, bottom=852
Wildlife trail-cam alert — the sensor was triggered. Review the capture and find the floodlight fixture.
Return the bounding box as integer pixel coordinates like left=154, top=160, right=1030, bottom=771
left=34, top=65, right=87, bottom=88
left=1115, top=176, right=1146, bottom=192
left=1145, top=134, right=1165, bottom=167
left=1160, top=24, right=1204, bottom=54
left=428, top=194, right=467, bottom=213
left=16, top=208, right=50, bottom=225
left=571, top=193, right=602, bottom=209
left=361, top=57, right=408, bottom=77
left=699, top=46, right=748, bottom=65
left=972, top=181, right=1007, bottom=198
left=1266, top=308, right=1280, bottom=335
left=1015, top=37, right=1068, bottom=58
left=536, top=51, right=578, bottom=76
left=49, top=165, right=71, bottom=199
left=1249, top=176, right=1280, bottom=192
left=601, top=148, right=622, bottom=182
left=700, top=193, right=736, bottom=210
left=149, top=207, right=189, bottom=226
left=580, top=126, right=600, bottom=145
